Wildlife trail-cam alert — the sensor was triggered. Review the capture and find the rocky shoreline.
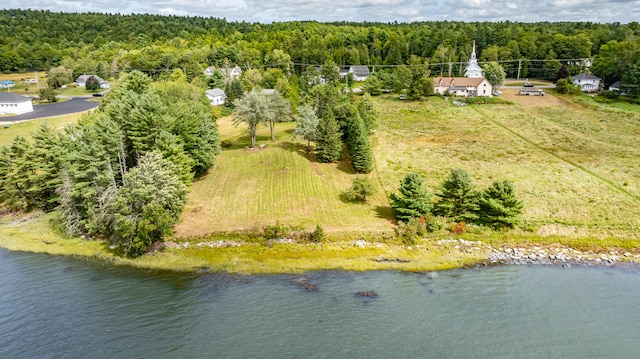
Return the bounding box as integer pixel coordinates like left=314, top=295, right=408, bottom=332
left=434, top=238, right=640, bottom=267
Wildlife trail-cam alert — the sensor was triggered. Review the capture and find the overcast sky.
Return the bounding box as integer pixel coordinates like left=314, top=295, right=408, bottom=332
left=3, top=0, right=640, bottom=23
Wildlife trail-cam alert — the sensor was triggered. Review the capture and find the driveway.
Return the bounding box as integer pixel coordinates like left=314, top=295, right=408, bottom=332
left=1, top=97, right=99, bottom=122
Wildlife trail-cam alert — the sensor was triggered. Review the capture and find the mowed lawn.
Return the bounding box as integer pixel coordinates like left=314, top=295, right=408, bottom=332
left=0, top=112, right=83, bottom=146
left=174, top=117, right=395, bottom=237
left=374, top=95, right=640, bottom=239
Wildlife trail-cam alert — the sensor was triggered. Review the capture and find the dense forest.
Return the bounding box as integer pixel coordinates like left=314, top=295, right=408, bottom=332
left=1, top=9, right=640, bottom=85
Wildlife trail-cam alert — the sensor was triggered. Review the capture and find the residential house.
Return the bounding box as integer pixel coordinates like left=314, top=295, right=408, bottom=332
left=609, top=81, right=621, bottom=91
left=0, top=92, right=34, bottom=115
left=0, top=80, right=16, bottom=89
left=464, top=41, right=484, bottom=78
left=433, top=77, right=493, bottom=97
left=572, top=73, right=601, bottom=92
left=76, top=75, right=110, bottom=89
left=204, top=66, right=217, bottom=77
left=204, top=65, right=243, bottom=81
left=205, top=88, right=226, bottom=106
left=348, top=66, right=370, bottom=81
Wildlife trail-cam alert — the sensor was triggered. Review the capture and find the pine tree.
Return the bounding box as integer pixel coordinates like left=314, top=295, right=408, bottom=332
left=347, top=113, right=373, bottom=173
left=434, top=168, right=481, bottom=223
left=389, top=173, right=433, bottom=222
left=111, top=151, right=187, bottom=256
left=315, top=115, right=342, bottom=163
left=358, top=93, right=378, bottom=135
left=479, top=180, right=524, bottom=229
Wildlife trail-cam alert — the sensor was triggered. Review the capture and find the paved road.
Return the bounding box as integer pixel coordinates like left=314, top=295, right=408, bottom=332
left=1, top=97, right=99, bottom=122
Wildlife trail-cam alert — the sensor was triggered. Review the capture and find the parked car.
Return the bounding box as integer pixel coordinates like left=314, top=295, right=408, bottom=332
left=92, top=93, right=104, bottom=97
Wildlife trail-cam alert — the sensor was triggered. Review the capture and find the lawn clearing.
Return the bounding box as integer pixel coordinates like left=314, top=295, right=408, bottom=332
left=174, top=117, right=395, bottom=237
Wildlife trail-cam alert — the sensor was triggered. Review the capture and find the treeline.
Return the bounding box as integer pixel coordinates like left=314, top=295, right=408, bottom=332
left=1, top=9, right=639, bottom=84
left=0, top=71, right=221, bottom=256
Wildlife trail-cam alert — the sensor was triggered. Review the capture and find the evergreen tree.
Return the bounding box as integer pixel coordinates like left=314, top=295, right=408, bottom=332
left=315, top=115, right=342, bottom=163
left=357, top=93, right=378, bottom=135
left=389, top=173, right=434, bottom=222
left=29, top=123, right=69, bottom=211
left=434, top=168, right=481, bottom=223
left=0, top=136, right=37, bottom=211
left=346, top=113, right=373, bottom=173
left=479, top=180, right=524, bottom=229
left=111, top=151, right=187, bottom=256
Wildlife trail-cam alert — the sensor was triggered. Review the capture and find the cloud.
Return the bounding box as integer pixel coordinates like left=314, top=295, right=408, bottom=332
left=1, top=0, right=639, bottom=23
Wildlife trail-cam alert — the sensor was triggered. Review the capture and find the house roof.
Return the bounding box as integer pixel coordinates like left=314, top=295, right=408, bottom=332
left=349, top=65, right=370, bottom=77
left=261, top=89, right=276, bottom=95
left=433, top=77, right=486, bottom=87
left=0, top=92, right=32, bottom=103
left=609, top=81, right=621, bottom=89
left=206, top=88, right=225, bottom=97
left=0, top=80, right=16, bottom=85
left=573, top=73, right=601, bottom=81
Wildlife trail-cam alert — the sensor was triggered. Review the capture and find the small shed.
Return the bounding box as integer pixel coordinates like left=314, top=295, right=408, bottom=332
left=205, top=88, right=226, bottom=106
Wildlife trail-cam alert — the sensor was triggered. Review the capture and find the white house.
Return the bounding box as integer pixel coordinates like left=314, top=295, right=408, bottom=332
left=205, top=88, right=226, bottom=106
left=348, top=66, right=370, bottom=81
left=464, top=41, right=484, bottom=78
left=433, top=77, right=493, bottom=97
left=573, top=73, right=601, bottom=92
left=204, top=66, right=217, bottom=77
left=76, top=75, right=110, bottom=89
left=0, top=92, right=34, bottom=115
left=230, top=66, right=242, bottom=79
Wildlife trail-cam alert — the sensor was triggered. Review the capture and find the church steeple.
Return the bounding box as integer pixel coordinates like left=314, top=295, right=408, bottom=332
left=465, top=40, right=483, bottom=78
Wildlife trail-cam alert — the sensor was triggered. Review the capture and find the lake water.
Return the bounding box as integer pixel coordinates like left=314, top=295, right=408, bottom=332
left=1, top=247, right=639, bottom=358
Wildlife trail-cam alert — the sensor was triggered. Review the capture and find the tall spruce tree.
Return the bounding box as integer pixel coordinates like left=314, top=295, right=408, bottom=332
left=347, top=113, right=373, bottom=173
left=434, top=168, right=481, bottom=223
left=479, top=180, right=524, bottom=229
left=389, top=173, right=433, bottom=222
left=315, top=114, right=342, bottom=163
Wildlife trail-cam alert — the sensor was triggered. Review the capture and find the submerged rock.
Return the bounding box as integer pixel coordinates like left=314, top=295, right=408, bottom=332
left=355, top=290, right=379, bottom=298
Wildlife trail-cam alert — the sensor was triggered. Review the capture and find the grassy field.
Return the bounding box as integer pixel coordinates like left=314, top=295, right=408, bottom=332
left=0, top=112, right=83, bottom=146
left=0, top=72, right=46, bottom=95
left=373, top=93, right=640, bottom=240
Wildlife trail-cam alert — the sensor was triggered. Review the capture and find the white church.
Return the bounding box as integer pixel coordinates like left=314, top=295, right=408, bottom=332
left=433, top=41, right=493, bottom=97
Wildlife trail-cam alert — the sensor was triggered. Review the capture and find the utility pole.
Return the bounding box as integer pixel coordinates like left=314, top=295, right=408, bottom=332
left=517, top=60, right=522, bottom=81
left=36, top=71, right=40, bottom=93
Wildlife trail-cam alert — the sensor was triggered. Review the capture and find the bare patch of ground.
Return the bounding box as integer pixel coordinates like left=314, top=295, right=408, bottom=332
left=500, top=88, right=566, bottom=107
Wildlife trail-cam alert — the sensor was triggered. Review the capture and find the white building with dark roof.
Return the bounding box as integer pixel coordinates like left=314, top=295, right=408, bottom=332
left=573, top=73, right=601, bottom=92
left=0, top=92, right=34, bottom=115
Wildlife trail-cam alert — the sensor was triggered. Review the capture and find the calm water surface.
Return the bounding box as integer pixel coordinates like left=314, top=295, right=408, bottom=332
left=1, top=248, right=639, bottom=358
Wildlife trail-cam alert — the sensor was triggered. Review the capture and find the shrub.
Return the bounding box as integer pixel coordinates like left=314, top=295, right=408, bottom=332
left=344, top=177, right=375, bottom=202
left=263, top=221, right=290, bottom=240
left=310, top=224, right=325, bottom=243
